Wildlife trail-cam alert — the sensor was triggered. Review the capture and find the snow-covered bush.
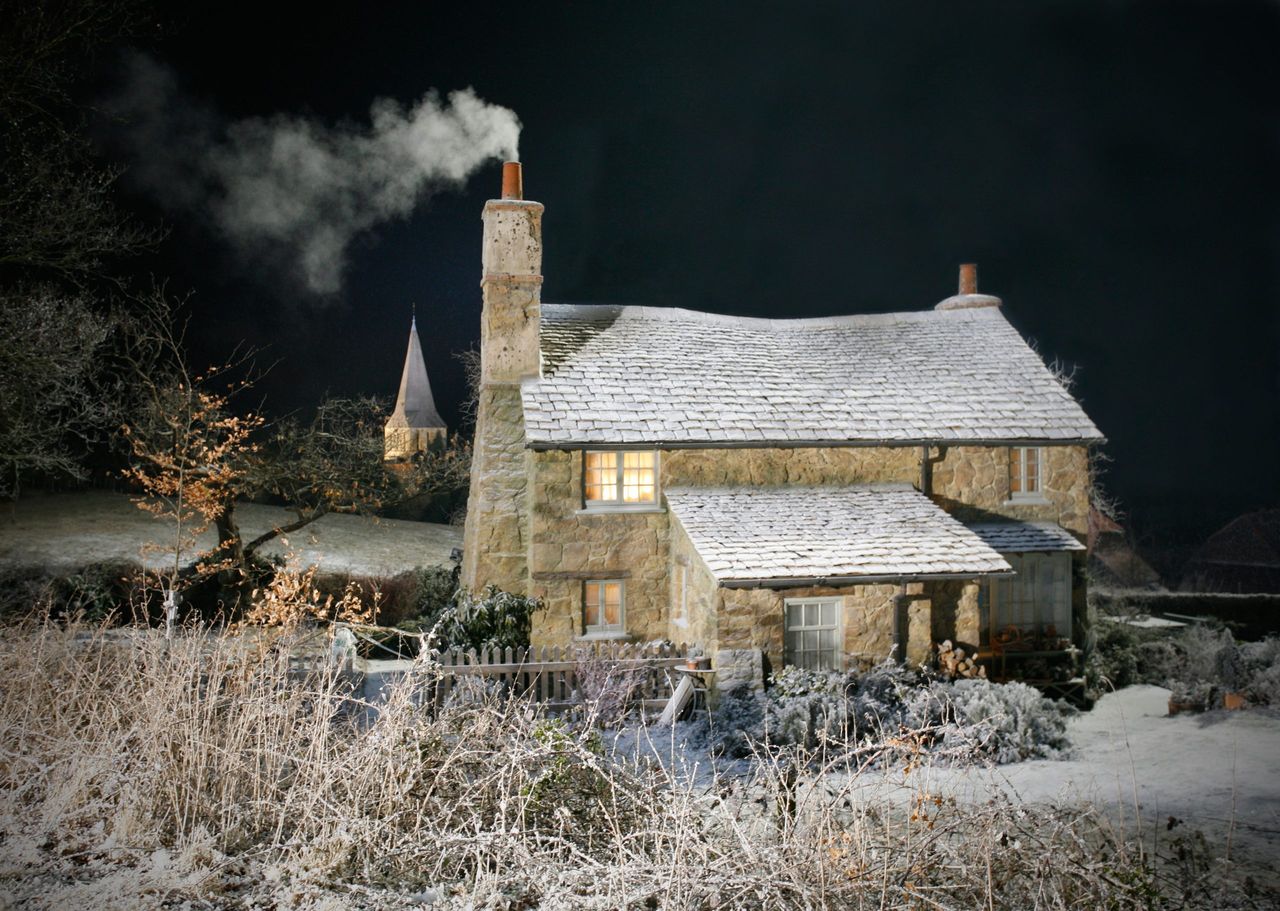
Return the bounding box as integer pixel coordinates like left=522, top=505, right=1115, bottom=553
left=930, top=679, right=1073, bottom=762
left=700, top=659, right=1072, bottom=764
left=1113, top=622, right=1280, bottom=708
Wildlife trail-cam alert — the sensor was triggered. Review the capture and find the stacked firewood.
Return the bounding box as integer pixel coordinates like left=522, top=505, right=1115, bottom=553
left=934, top=640, right=987, bottom=680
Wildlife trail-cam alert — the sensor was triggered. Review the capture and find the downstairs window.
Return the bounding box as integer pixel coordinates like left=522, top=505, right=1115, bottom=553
left=783, top=598, right=842, bottom=671
left=583, top=580, right=625, bottom=636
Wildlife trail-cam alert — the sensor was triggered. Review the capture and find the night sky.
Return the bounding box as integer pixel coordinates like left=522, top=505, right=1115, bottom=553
left=103, top=1, right=1280, bottom=547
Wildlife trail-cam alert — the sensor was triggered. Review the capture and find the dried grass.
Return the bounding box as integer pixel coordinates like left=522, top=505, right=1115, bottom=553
left=0, top=618, right=1268, bottom=910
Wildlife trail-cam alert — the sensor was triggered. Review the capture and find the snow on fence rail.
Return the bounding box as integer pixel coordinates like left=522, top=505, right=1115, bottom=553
left=321, top=630, right=697, bottom=714
left=427, top=641, right=693, bottom=711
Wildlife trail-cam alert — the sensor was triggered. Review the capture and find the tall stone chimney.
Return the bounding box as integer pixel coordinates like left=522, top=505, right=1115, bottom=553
left=480, top=161, right=543, bottom=383
left=935, top=263, right=1003, bottom=310
left=461, top=162, right=542, bottom=593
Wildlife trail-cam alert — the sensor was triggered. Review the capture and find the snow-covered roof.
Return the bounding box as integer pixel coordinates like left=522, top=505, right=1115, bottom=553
left=387, top=317, right=446, bottom=430
left=523, top=303, right=1102, bottom=447
left=966, top=521, right=1086, bottom=553
left=665, top=484, right=1012, bottom=585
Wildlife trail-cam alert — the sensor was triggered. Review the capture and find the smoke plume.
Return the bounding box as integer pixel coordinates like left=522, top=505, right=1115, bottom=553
left=104, top=54, right=520, bottom=296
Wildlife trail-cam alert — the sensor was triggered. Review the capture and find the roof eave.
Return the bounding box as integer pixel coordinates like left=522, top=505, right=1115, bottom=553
left=719, top=569, right=1014, bottom=589
left=525, top=436, right=1106, bottom=451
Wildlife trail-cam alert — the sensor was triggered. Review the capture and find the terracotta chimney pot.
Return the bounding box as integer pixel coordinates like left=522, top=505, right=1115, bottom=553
left=501, top=161, right=523, bottom=200
left=959, top=263, right=978, bottom=295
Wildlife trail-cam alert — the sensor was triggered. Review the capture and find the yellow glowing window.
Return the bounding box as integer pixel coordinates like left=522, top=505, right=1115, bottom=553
left=1009, top=447, right=1042, bottom=499
left=584, top=451, right=657, bottom=506
left=584, top=580, right=625, bottom=633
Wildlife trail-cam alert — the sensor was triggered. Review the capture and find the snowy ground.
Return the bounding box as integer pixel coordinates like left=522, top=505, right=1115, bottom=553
left=0, top=491, right=461, bottom=576
left=614, top=685, right=1280, bottom=876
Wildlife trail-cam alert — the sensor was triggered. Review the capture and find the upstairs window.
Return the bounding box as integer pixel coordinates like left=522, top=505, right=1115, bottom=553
left=1009, top=447, right=1042, bottom=500
left=584, top=451, right=658, bottom=507
left=584, top=580, right=625, bottom=635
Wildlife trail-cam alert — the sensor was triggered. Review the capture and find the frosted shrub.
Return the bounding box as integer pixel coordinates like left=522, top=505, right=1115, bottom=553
left=933, top=679, right=1073, bottom=762
left=703, top=660, right=1072, bottom=765
left=700, top=685, right=767, bottom=757
left=1135, top=624, right=1280, bottom=708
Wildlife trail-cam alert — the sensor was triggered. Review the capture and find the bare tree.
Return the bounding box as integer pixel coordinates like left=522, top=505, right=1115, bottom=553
left=0, top=0, right=164, bottom=498
left=121, top=313, right=471, bottom=610
left=0, top=287, right=115, bottom=497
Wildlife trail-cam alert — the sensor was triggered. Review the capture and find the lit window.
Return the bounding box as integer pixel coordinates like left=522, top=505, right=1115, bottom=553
left=986, top=553, right=1072, bottom=646
left=1009, top=447, right=1042, bottom=500
left=584, top=451, right=657, bottom=507
left=783, top=598, right=841, bottom=671
left=672, top=564, right=687, bottom=624
left=584, top=580, right=625, bottom=635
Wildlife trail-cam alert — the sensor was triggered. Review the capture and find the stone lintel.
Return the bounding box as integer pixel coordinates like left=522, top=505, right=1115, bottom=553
left=531, top=570, right=634, bottom=582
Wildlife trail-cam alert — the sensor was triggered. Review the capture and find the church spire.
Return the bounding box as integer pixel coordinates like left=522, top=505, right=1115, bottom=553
left=384, top=311, right=446, bottom=460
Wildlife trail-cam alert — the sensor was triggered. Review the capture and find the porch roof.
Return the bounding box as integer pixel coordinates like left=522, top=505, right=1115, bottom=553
left=664, top=484, right=1012, bottom=586
left=966, top=521, right=1085, bottom=553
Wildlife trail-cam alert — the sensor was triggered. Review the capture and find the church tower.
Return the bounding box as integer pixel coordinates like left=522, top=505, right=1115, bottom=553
left=383, top=313, right=447, bottom=460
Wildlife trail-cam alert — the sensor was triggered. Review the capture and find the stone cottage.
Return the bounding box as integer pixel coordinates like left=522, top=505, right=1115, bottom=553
left=460, top=161, right=1104, bottom=688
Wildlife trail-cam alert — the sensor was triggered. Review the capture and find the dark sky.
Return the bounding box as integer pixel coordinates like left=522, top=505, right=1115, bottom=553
left=111, top=1, right=1280, bottom=546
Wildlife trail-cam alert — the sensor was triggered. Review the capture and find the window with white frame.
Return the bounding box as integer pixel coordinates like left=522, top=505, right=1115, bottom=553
left=583, top=580, right=625, bottom=635
left=1008, top=446, right=1043, bottom=500
left=584, top=451, right=658, bottom=507
left=783, top=598, right=842, bottom=671
left=987, top=552, right=1072, bottom=645
left=671, top=563, right=687, bottom=625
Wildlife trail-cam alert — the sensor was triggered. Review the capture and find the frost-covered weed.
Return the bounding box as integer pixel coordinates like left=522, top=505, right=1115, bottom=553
left=0, top=618, right=1269, bottom=909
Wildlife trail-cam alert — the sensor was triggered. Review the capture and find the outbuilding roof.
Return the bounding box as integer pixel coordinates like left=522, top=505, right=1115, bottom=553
left=523, top=303, right=1102, bottom=448
left=665, top=484, right=1012, bottom=586
left=966, top=521, right=1086, bottom=553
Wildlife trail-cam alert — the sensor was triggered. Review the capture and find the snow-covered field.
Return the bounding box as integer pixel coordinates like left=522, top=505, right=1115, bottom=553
left=614, top=685, right=1280, bottom=879
left=0, top=491, right=461, bottom=576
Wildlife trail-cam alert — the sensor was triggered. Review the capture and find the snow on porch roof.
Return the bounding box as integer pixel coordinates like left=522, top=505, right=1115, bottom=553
left=523, top=303, right=1103, bottom=447
left=966, top=520, right=1086, bottom=553
left=664, top=484, right=1012, bottom=587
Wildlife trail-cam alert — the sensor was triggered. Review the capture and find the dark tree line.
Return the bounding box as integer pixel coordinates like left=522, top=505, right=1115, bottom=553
left=0, top=1, right=472, bottom=613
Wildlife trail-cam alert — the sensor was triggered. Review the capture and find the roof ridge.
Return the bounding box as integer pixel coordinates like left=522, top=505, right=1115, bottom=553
left=541, top=301, right=1002, bottom=329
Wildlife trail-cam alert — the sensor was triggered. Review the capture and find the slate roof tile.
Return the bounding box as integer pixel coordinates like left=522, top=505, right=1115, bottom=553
left=525, top=304, right=1102, bottom=446
left=966, top=521, right=1085, bottom=553
left=665, top=484, right=1012, bottom=583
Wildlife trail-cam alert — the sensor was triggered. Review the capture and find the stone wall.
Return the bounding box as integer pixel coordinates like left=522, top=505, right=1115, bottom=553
left=928, top=579, right=982, bottom=649
left=525, top=450, right=671, bottom=648
left=711, top=581, right=930, bottom=674
left=662, top=446, right=919, bottom=487
left=930, top=444, right=1089, bottom=536
left=473, top=442, right=1091, bottom=658
left=460, top=385, right=531, bottom=594
left=669, top=514, right=718, bottom=650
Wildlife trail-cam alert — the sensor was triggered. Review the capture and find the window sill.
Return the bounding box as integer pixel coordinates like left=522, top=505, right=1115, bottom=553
left=575, top=632, right=633, bottom=642
left=1004, top=496, right=1051, bottom=506
left=576, top=505, right=666, bottom=516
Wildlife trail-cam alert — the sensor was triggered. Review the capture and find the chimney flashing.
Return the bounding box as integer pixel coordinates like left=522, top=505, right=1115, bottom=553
left=935, top=262, right=1002, bottom=310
